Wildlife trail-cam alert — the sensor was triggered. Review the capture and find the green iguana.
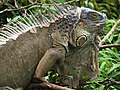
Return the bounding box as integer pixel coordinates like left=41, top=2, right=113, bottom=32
left=0, top=0, right=106, bottom=89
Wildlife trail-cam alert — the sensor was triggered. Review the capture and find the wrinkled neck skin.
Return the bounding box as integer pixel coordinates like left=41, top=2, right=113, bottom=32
left=61, top=20, right=100, bottom=86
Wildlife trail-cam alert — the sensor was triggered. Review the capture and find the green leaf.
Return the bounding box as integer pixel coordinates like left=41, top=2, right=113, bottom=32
left=44, top=76, right=49, bottom=80
left=28, top=5, right=39, bottom=9
left=106, top=19, right=116, bottom=24
left=109, top=72, right=120, bottom=78
left=50, top=6, right=56, bottom=11
left=41, top=0, right=46, bottom=3
left=98, top=85, right=105, bottom=90
left=105, top=48, right=120, bottom=60
left=107, top=64, right=120, bottom=74
left=100, top=62, right=106, bottom=71
left=108, top=35, right=113, bottom=43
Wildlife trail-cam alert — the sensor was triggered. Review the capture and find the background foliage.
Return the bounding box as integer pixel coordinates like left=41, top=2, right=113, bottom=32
left=0, top=0, right=120, bottom=89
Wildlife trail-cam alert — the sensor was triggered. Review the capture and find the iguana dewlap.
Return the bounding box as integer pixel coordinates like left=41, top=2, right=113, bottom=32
left=0, top=0, right=106, bottom=89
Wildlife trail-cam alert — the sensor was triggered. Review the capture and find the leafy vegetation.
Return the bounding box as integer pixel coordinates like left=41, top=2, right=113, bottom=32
left=0, top=0, right=120, bottom=89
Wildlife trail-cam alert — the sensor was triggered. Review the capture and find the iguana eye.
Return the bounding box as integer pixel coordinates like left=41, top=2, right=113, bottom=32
left=88, top=12, right=101, bottom=21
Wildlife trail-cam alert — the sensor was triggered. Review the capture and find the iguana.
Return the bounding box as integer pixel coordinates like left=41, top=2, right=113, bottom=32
left=0, top=0, right=106, bottom=89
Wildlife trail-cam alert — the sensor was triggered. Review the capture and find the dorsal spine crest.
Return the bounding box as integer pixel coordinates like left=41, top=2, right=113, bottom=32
left=0, top=1, right=78, bottom=46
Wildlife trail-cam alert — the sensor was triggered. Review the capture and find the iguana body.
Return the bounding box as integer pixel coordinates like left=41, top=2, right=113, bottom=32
left=0, top=27, right=52, bottom=88
left=0, top=1, right=106, bottom=89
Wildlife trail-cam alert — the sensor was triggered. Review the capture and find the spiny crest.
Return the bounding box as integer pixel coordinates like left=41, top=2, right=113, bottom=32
left=0, top=0, right=72, bottom=46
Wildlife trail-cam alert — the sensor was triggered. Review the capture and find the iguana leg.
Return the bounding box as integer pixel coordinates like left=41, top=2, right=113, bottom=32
left=34, top=48, right=65, bottom=79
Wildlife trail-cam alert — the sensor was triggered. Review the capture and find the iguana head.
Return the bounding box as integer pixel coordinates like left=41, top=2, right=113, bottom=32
left=80, top=7, right=106, bottom=32
left=69, top=6, right=106, bottom=47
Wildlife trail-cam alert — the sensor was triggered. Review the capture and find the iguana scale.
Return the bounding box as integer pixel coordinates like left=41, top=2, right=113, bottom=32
left=0, top=0, right=106, bottom=89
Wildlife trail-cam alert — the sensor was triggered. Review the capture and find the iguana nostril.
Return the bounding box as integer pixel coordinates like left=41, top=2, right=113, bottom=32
left=76, top=35, right=87, bottom=47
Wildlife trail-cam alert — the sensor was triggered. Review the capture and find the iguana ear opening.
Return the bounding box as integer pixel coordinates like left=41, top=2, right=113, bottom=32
left=76, top=35, right=87, bottom=47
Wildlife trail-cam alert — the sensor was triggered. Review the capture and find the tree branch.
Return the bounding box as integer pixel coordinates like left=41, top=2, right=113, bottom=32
left=99, top=19, right=120, bottom=47
left=98, top=78, right=120, bottom=85
left=0, top=3, right=41, bottom=14
left=0, top=0, right=75, bottom=14
left=85, top=78, right=120, bottom=87
left=28, top=82, right=75, bottom=90
left=99, top=44, right=120, bottom=49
